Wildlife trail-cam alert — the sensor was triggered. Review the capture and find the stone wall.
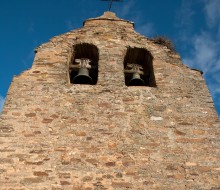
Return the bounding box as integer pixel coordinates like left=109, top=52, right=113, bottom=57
left=0, top=12, right=219, bottom=190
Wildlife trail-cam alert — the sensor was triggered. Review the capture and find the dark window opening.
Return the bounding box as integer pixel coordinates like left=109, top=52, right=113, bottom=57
left=124, top=47, right=156, bottom=87
left=69, top=43, right=99, bottom=85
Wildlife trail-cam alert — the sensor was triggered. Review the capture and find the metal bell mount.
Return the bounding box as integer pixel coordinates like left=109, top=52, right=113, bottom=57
left=73, top=58, right=93, bottom=84
left=125, top=63, right=145, bottom=86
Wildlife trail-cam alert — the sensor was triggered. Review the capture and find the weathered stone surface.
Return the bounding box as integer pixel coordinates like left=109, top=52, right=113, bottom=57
left=0, top=11, right=219, bottom=189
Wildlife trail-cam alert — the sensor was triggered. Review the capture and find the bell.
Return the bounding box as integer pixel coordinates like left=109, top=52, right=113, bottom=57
left=129, top=72, right=145, bottom=86
left=73, top=67, right=93, bottom=84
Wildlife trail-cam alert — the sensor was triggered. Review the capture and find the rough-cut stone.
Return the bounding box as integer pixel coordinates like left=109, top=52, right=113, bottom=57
left=0, top=11, right=219, bottom=189
left=150, top=116, right=163, bottom=121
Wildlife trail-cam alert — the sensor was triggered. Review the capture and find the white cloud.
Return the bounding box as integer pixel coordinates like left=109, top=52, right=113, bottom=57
left=22, top=49, right=34, bottom=68
left=115, top=0, right=155, bottom=37
left=177, top=1, right=195, bottom=27
left=136, top=22, right=155, bottom=37
left=204, top=0, right=220, bottom=38
left=0, top=95, right=5, bottom=113
left=183, top=35, right=220, bottom=117
left=28, top=21, right=35, bottom=33
left=204, top=0, right=220, bottom=27
left=65, top=20, right=75, bottom=30
left=182, top=32, right=220, bottom=116
left=116, top=0, right=135, bottom=18
left=183, top=32, right=220, bottom=83
left=180, top=0, right=220, bottom=116
left=175, top=0, right=195, bottom=42
left=182, top=32, right=219, bottom=72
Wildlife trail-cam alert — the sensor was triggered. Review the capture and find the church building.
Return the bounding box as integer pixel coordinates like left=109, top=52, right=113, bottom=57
left=0, top=11, right=219, bottom=190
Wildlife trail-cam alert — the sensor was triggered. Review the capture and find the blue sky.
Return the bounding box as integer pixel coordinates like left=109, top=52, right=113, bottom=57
left=0, top=0, right=220, bottom=118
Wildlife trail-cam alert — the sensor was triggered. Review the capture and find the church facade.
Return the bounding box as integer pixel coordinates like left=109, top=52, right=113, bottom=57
left=0, top=12, right=219, bottom=189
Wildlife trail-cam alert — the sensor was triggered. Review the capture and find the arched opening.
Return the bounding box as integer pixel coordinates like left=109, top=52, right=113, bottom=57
left=124, top=47, right=156, bottom=87
left=69, top=43, right=99, bottom=85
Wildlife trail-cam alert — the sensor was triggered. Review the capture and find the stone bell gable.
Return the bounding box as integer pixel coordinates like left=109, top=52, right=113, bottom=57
left=0, top=11, right=219, bottom=190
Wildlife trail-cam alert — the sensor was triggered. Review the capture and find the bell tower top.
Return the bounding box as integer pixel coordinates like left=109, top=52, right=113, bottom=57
left=83, top=11, right=134, bottom=29
left=97, top=11, right=120, bottom=19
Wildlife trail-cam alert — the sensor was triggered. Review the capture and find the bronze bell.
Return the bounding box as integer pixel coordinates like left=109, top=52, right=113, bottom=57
left=129, top=72, right=145, bottom=86
left=73, top=67, right=93, bottom=84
